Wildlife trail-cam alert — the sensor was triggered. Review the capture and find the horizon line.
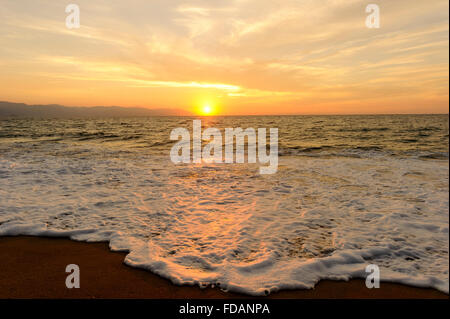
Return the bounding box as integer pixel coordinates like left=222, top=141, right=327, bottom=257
left=1, top=100, right=448, bottom=117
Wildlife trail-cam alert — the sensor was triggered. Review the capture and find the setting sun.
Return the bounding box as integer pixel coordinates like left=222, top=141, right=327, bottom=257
left=197, top=103, right=217, bottom=116
left=203, top=105, right=212, bottom=115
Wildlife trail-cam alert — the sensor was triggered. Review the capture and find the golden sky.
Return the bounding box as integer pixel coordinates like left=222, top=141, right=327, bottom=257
left=0, top=0, right=448, bottom=115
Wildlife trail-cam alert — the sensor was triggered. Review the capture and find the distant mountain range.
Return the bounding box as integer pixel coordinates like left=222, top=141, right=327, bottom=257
left=0, top=101, right=192, bottom=118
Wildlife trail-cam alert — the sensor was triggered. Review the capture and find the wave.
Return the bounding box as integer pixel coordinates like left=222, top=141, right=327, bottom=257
left=278, top=146, right=449, bottom=159
left=336, top=127, right=390, bottom=133
left=0, top=153, right=448, bottom=295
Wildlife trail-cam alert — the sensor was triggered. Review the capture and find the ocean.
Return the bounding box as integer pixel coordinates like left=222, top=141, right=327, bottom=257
left=0, top=114, right=448, bottom=294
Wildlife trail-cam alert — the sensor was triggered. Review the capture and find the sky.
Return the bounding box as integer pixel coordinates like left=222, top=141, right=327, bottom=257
left=0, top=0, right=448, bottom=115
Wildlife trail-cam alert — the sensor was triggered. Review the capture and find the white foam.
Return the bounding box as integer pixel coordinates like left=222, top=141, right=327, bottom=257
left=0, top=149, right=448, bottom=295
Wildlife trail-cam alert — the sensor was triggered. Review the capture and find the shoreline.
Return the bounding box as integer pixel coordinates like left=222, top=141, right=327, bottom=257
left=0, top=236, right=447, bottom=299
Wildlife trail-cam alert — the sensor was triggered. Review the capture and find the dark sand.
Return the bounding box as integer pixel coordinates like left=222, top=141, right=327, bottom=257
left=0, top=236, right=447, bottom=299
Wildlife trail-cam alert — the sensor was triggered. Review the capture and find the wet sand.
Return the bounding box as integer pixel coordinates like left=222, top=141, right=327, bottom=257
left=0, top=236, right=447, bottom=299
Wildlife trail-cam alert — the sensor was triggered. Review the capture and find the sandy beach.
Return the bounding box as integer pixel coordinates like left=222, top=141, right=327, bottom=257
left=0, top=236, right=447, bottom=299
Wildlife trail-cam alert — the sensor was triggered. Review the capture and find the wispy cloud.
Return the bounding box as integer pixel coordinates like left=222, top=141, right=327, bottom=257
left=0, top=0, right=448, bottom=114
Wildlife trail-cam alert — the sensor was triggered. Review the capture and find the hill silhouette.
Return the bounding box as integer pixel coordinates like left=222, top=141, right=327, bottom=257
left=0, top=101, right=192, bottom=118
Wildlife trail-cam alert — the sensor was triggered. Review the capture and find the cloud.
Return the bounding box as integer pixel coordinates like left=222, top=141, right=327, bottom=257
left=0, top=0, right=448, bottom=114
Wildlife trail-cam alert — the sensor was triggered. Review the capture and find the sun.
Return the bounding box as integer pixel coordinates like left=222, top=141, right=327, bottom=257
left=199, top=103, right=215, bottom=116
left=203, top=105, right=212, bottom=114
left=194, top=99, right=219, bottom=116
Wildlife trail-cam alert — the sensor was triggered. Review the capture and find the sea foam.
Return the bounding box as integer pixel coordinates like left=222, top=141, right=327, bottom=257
left=0, top=146, right=448, bottom=295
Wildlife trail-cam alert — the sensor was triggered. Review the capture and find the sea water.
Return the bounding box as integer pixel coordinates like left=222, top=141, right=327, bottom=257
left=0, top=115, right=448, bottom=294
